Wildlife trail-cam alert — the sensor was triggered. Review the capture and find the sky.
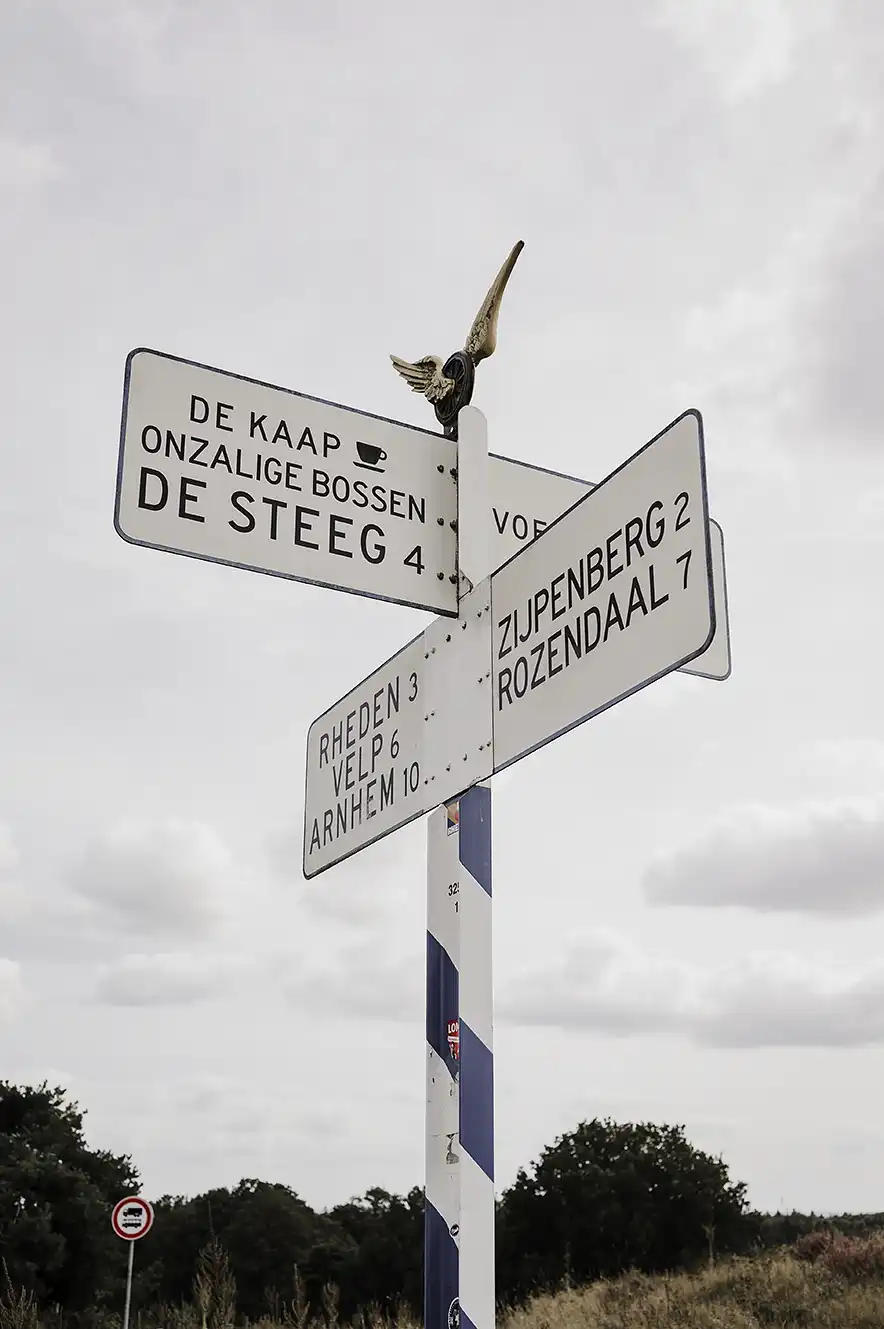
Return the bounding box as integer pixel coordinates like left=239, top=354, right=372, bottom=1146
left=2, top=0, right=884, bottom=1221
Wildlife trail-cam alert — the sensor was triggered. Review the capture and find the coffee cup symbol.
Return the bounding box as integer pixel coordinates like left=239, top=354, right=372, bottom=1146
left=354, top=440, right=387, bottom=471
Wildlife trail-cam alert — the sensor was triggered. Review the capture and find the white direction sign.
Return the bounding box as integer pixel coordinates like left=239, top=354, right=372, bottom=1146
left=304, top=633, right=428, bottom=876
left=303, top=589, right=494, bottom=877
left=490, top=409, right=714, bottom=770
left=487, top=453, right=730, bottom=681
left=115, top=349, right=459, bottom=616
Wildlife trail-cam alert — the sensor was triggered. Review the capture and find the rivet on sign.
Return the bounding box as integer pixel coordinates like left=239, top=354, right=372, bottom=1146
left=479, top=744, right=484, bottom=751
left=437, top=517, right=444, bottom=526
left=431, top=710, right=435, bottom=716
left=450, top=468, right=457, bottom=479
left=461, top=621, right=467, bottom=630
left=449, top=574, right=457, bottom=583
left=445, top=634, right=451, bottom=643
left=437, top=572, right=444, bottom=580
left=437, top=464, right=444, bottom=473
left=446, top=764, right=451, bottom=772
left=463, top=754, right=468, bottom=761
left=450, top=521, right=458, bottom=531
left=477, top=677, right=483, bottom=684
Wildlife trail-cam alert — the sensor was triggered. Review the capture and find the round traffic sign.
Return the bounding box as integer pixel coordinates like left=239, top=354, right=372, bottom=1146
left=112, top=1196, right=154, bottom=1240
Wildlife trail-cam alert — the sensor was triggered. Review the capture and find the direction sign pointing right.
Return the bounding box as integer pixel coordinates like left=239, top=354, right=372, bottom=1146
left=487, top=453, right=730, bottom=681
left=489, top=409, right=713, bottom=770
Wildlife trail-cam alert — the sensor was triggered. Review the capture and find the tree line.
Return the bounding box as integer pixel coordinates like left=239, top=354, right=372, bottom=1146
left=1, top=1082, right=879, bottom=1324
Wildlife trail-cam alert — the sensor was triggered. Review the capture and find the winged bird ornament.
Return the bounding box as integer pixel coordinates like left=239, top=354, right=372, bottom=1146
left=390, top=240, right=524, bottom=436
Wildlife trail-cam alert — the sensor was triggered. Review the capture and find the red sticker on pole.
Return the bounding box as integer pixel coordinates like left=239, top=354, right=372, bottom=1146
left=112, top=1196, right=154, bottom=1240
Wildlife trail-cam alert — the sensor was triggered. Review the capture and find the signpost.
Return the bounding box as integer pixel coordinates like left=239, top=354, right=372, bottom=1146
left=111, top=1196, right=154, bottom=1329
left=116, top=238, right=733, bottom=1329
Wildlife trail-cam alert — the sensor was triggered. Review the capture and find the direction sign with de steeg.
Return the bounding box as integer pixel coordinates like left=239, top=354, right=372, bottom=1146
left=115, top=349, right=459, bottom=615
left=490, top=409, right=714, bottom=769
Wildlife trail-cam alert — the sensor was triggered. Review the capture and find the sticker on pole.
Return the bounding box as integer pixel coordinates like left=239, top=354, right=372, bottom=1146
left=112, top=1197, right=154, bottom=1240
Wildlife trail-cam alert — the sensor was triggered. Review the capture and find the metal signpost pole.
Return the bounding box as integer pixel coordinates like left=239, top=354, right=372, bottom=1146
left=111, top=1196, right=153, bottom=1329
left=425, top=408, right=494, bottom=1329
left=122, top=1241, right=135, bottom=1329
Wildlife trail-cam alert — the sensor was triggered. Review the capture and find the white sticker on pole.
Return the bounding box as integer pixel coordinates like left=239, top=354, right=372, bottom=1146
left=490, top=409, right=714, bottom=771
left=115, top=349, right=458, bottom=616
left=112, top=1197, right=154, bottom=1240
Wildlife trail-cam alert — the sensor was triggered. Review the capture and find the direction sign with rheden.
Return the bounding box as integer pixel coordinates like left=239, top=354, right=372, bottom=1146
left=490, top=409, right=714, bottom=769
left=112, top=1196, right=154, bottom=1241
left=115, top=350, right=459, bottom=615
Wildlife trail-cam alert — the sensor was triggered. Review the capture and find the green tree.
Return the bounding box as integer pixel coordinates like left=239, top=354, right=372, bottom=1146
left=143, top=1180, right=344, bottom=1320
left=496, top=1118, right=753, bottom=1301
left=0, top=1081, right=139, bottom=1314
left=326, top=1186, right=423, bottom=1318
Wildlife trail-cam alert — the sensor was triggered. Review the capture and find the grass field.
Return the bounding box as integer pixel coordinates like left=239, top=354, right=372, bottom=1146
left=503, top=1243, right=884, bottom=1329
left=4, top=1234, right=884, bottom=1329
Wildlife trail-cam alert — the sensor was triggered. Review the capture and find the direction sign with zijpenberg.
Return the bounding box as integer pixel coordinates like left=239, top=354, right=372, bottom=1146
left=115, top=349, right=459, bottom=615
left=490, top=409, right=714, bottom=769
left=487, top=452, right=730, bottom=681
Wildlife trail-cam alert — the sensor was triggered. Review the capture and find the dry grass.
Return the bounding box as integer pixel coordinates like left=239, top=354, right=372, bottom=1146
left=502, top=1243, right=884, bottom=1329
left=4, top=1239, right=884, bottom=1329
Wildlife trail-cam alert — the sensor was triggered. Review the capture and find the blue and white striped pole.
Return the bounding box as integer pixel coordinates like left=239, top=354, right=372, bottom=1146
left=426, top=407, right=494, bottom=1329
left=426, top=786, right=493, bottom=1329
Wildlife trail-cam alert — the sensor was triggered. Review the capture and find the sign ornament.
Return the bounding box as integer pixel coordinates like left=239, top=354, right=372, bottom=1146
left=390, top=241, right=525, bottom=436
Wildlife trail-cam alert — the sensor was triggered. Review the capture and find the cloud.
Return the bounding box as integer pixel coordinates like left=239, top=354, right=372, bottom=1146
left=502, top=930, right=691, bottom=1036
left=805, top=739, right=884, bottom=784
left=778, top=148, right=883, bottom=452
left=71, top=820, right=234, bottom=940
left=282, top=940, right=421, bottom=1020
left=642, top=798, right=884, bottom=916
left=94, top=951, right=247, bottom=1006
left=0, top=959, right=25, bottom=1024
left=500, top=928, right=884, bottom=1048
left=654, top=0, right=804, bottom=103
left=0, top=131, right=62, bottom=192
left=0, top=823, right=18, bottom=876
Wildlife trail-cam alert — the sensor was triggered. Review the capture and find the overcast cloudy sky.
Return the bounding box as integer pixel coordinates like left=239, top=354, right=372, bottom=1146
left=3, top=0, right=884, bottom=1220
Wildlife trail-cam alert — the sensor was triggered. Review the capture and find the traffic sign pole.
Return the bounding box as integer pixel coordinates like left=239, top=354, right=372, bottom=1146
left=111, top=1196, right=153, bottom=1329
left=425, top=409, right=495, bottom=1329
left=122, top=1240, right=135, bottom=1329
